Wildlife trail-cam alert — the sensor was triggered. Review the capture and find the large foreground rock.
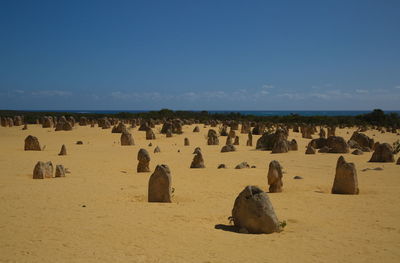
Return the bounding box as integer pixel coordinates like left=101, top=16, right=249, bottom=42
left=148, top=164, right=172, bottom=202
left=331, top=156, right=359, bottom=194
left=231, top=186, right=281, bottom=234
left=369, top=143, right=395, bottom=162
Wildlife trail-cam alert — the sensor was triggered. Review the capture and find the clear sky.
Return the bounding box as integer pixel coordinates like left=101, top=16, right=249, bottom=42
left=1, top=0, right=399, bottom=110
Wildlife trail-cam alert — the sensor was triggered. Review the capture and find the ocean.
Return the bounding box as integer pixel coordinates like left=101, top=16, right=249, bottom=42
left=21, top=110, right=400, bottom=116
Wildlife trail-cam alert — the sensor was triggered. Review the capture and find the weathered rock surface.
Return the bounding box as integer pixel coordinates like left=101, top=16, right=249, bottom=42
left=231, top=185, right=281, bottom=234
left=331, top=156, right=359, bottom=195
left=148, top=164, right=172, bottom=203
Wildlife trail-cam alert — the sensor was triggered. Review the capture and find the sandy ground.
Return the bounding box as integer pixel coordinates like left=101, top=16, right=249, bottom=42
left=0, top=123, right=399, bottom=263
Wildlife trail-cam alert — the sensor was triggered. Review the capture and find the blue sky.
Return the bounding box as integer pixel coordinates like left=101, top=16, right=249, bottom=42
left=1, top=0, right=399, bottom=110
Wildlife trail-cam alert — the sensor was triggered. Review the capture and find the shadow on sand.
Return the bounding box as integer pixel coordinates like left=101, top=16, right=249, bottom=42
left=214, top=224, right=239, bottom=233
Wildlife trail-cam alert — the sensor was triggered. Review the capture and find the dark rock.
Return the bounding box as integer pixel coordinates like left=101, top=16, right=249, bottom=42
left=246, top=132, right=253, bottom=146
left=137, top=148, right=151, bottom=172
left=193, top=147, right=202, bottom=155
left=350, top=131, right=374, bottom=149
left=33, top=161, right=53, bottom=179
left=55, top=165, right=66, bottom=177
left=184, top=138, right=190, bottom=146
left=58, top=144, right=67, bottom=156
left=326, top=136, right=349, bottom=153
left=235, top=162, right=250, bottom=169
left=148, top=164, right=172, bottom=203
left=154, top=146, right=161, bottom=153
left=190, top=151, right=205, bottom=168
left=318, top=146, right=329, bottom=153
left=369, top=143, right=395, bottom=162
left=288, top=139, right=298, bottom=151
left=351, top=149, right=363, bottom=155
left=267, top=160, right=283, bottom=193
left=146, top=128, right=156, bottom=140
left=305, top=143, right=316, bottom=154
left=221, top=144, right=236, bottom=153
left=121, top=132, right=134, bottom=146
left=207, top=129, right=219, bottom=145
left=24, top=135, right=41, bottom=151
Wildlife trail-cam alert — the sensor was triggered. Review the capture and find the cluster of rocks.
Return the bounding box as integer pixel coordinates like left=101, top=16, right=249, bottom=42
left=306, top=136, right=349, bottom=154
left=55, top=116, right=73, bottom=131
left=0, top=116, right=24, bottom=127
left=256, top=128, right=297, bottom=153
left=347, top=132, right=374, bottom=152
left=112, top=123, right=128, bottom=133
left=161, top=120, right=183, bottom=135
left=33, top=161, right=66, bottom=179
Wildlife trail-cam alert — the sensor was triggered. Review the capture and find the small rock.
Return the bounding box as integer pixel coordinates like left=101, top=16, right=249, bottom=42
left=55, top=165, right=66, bottom=177
left=217, top=164, right=226, bottom=169
left=351, top=149, right=364, bottom=155
left=235, top=162, right=250, bottom=169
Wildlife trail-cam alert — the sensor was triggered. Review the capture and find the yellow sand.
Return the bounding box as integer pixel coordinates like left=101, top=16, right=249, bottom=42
left=0, top=124, right=399, bottom=263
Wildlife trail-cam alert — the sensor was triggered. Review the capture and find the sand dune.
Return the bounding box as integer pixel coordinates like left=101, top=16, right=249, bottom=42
left=0, top=124, right=399, bottom=262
